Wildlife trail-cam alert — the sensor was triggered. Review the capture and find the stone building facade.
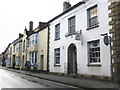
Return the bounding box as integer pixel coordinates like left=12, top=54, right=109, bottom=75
left=109, top=1, right=120, bottom=83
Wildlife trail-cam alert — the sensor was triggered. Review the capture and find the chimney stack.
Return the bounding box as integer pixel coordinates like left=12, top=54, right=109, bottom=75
left=63, top=1, right=71, bottom=11
left=38, top=22, right=47, bottom=29
left=19, top=33, right=23, bottom=38
left=29, top=21, right=33, bottom=31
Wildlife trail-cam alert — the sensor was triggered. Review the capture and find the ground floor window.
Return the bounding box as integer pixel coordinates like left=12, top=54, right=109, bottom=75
left=54, top=48, right=60, bottom=65
left=88, top=40, right=100, bottom=64
left=5, top=58, right=11, bottom=65
left=16, top=57, right=20, bottom=66
left=29, top=51, right=38, bottom=65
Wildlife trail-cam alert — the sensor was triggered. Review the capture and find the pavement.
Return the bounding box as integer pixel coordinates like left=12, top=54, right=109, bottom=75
left=0, top=66, right=120, bottom=89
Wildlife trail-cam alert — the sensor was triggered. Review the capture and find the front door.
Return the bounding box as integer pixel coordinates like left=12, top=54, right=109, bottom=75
left=40, top=55, right=44, bottom=70
left=12, top=55, right=15, bottom=68
left=68, top=44, right=77, bottom=74
left=22, top=55, right=25, bottom=68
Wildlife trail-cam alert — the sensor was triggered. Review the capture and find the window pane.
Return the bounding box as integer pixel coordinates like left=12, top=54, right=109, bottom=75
left=88, top=40, right=100, bottom=64
left=35, top=52, right=37, bottom=63
left=55, top=24, right=60, bottom=39
left=88, top=5, right=98, bottom=27
left=35, top=35, right=38, bottom=44
left=54, top=48, right=60, bottom=65
left=68, top=16, right=75, bottom=34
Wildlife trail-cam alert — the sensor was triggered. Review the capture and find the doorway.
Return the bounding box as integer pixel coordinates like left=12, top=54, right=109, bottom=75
left=22, top=55, right=25, bottom=69
left=12, top=55, right=15, bottom=69
left=40, top=55, right=44, bottom=70
left=68, top=44, right=77, bottom=74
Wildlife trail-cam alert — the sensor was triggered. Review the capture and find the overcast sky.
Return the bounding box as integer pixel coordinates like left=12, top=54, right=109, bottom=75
left=0, top=0, right=80, bottom=53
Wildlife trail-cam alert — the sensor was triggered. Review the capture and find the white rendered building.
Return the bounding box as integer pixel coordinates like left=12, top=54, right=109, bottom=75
left=49, top=0, right=111, bottom=78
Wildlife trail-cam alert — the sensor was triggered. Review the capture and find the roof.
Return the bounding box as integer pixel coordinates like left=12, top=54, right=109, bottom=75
left=48, top=1, right=86, bottom=23
left=4, top=43, right=11, bottom=53
left=36, top=23, right=48, bottom=33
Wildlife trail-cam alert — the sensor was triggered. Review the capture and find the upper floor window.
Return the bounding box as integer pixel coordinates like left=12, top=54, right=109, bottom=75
left=16, top=43, right=21, bottom=52
left=68, top=16, right=75, bottom=34
left=13, top=45, right=15, bottom=52
left=88, top=40, right=100, bottom=64
left=32, top=36, right=34, bottom=45
left=55, top=24, right=60, bottom=40
left=9, top=47, right=12, bottom=54
left=54, top=48, right=60, bottom=65
left=23, top=40, right=25, bottom=51
left=87, top=5, right=98, bottom=28
left=35, top=34, right=38, bottom=44
left=28, top=34, right=38, bottom=46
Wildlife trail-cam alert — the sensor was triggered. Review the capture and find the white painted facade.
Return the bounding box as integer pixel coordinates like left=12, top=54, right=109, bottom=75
left=49, top=0, right=111, bottom=77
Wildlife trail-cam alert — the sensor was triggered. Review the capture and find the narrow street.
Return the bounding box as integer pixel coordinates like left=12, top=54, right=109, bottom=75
left=0, top=68, right=80, bottom=89
left=0, top=68, right=46, bottom=88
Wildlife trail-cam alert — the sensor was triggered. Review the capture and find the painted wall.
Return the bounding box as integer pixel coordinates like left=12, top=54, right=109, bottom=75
left=21, top=33, right=27, bottom=69
left=49, top=0, right=111, bottom=76
left=38, top=27, right=48, bottom=71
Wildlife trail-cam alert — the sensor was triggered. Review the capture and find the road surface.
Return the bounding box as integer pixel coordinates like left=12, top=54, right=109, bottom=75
left=0, top=68, right=81, bottom=90
left=0, top=68, right=46, bottom=88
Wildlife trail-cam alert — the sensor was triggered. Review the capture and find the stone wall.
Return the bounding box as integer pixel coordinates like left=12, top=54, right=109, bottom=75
left=109, top=1, right=120, bottom=83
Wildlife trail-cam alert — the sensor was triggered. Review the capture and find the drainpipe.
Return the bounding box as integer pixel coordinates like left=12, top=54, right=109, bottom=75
left=47, top=24, right=50, bottom=73
left=101, top=33, right=113, bottom=81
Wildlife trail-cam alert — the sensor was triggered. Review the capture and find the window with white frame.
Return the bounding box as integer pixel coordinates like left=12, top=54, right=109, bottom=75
left=23, top=40, right=25, bottom=51
left=16, top=43, right=21, bottom=52
left=13, top=45, right=15, bottom=52
left=9, top=47, right=12, bottom=54
left=28, top=34, right=38, bottom=46
left=35, top=34, right=38, bottom=44
left=68, top=16, right=75, bottom=34
left=55, top=24, right=60, bottom=40
left=87, top=5, right=98, bottom=28
left=32, top=52, right=34, bottom=64
left=54, top=48, right=60, bottom=65
left=16, top=57, right=20, bottom=66
left=29, top=51, right=38, bottom=65
left=88, top=40, right=100, bottom=64
left=35, top=52, right=37, bottom=63
left=32, top=36, right=34, bottom=45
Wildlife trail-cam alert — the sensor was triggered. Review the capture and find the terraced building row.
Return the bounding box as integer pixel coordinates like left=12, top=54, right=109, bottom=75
left=0, top=0, right=120, bottom=83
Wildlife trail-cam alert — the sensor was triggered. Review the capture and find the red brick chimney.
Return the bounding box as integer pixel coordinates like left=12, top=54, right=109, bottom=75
left=29, top=21, right=33, bottom=31
left=63, top=1, right=71, bottom=11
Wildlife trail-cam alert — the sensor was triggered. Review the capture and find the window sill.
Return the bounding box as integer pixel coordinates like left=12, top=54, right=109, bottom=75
left=87, top=25, right=99, bottom=30
left=54, top=64, right=61, bottom=67
left=87, top=64, right=101, bottom=67
left=65, top=32, right=77, bottom=37
left=54, top=38, right=60, bottom=41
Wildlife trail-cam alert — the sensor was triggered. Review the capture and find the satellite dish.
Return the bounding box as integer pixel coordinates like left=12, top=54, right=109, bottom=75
left=103, top=36, right=110, bottom=46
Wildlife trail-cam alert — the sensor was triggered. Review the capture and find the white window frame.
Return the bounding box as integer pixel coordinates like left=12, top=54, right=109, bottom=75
left=55, top=23, right=60, bottom=40
left=88, top=40, right=101, bottom=65
left=16, top=43, right=20, bottom=52
left=87, top=5, right=98, bottom=28
left=29, top=51, right=38, bottom=65
left=16, top=57, right=20, bottom=66
left=68, top=16, right=75, bottom=35
left=28, top=34, right=38, bottom=46
left=54, top=48, right=60, bottom=65
left=35, top=34, right=38, bottom=44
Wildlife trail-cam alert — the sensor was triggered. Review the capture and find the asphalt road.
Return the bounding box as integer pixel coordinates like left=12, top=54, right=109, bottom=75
left=0, top=68, right=81, bottom=90
left=0, top=68, right=46, bottom=88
